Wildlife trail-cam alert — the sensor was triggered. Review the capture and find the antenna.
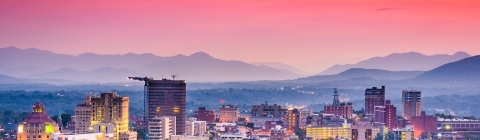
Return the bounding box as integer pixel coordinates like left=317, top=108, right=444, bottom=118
left=172, top=74, right=177, bottom=80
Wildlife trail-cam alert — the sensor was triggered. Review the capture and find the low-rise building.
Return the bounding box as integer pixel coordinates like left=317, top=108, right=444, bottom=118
left=306, top=123, right=351, bottom=140
left=170, top=135, right=209, bottom=140
left=393, top=125, right=414, bottom=140
left=148, top=116, right=176, bottom=140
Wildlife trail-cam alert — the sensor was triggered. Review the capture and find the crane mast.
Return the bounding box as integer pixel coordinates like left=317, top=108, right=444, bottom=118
left=127, top=76, right=152, bottom=139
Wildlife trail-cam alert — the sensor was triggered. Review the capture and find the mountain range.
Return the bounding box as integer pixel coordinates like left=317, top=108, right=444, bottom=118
left=0, top=47, right=301, bottom=82
left=319, top=51, right=471, bottom=75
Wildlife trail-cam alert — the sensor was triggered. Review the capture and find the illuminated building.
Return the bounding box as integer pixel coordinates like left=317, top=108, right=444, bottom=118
left=410, top=111, right=437, bottom=138
left=306, top=124, right=351, bottom=140
left=52, top=132, right=103, bottom=140
left=385, top=100, right=397, bottom=130
left=251, top=101, right=285, bottom=117
left=219, top=105, right=239, bottom=123
left=119, top=131, right=137, bottom=140
left=194, top=107, right=216, bottom=123
left=402, top=90, right=422, bottom=119
left=89, top=93, right=130, bottom=140
left=286, top=109, right=300, bottom=134
left=170, top=135, right=209, bottom=140
left=393, top=125, right=414, bottom=140
left=17, top=102, right=60, bottom=140
left=324, top=88, right=354, bottom=119
left=351, top=121, right=381, bottom=140
left=438, top=118, right=480, bottom=136
left=148, top=116, right=176, bottom=140
left=365, top=86, right=385, bottom=117
left=147, top=79, right=186, bottom=135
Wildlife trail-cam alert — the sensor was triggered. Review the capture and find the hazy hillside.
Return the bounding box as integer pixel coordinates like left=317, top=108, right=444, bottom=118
left=294, top=68, right=424, bottom=83
left=406, top=55, right=480, bottom=87
left=251, top=62, right=313, bottom=75
left=320, top=52, right=471, bottom=75
left=0, top=47, right=302, bottom=82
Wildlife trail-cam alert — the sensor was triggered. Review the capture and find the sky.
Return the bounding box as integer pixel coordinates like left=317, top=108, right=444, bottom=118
left=1, top=0, right=480, bottom=72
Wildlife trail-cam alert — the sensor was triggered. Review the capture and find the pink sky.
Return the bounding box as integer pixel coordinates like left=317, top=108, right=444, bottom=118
left=1, top=0, right=479, bottom=68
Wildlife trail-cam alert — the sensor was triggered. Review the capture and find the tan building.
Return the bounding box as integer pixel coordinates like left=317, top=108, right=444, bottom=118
left=148, top=116, right=176, bottom=140
left=393, top=125, right=415, bottom=140
left=186, top=117, right=207, bottom=136
left=299, top=108, right=312, bottom=127
left=75, top=95, right=93, bottom=134
left=75, top=93, right=131, bottom=140
left=119, top=131, right=137, bottom=140
left=402, top=90, right=422, bottom=119
left=17, top=102, right=60, bottom=140
left=270, top=126, right=287, bottom=140
left=351, top=121, right=381, bottom=140
left=219, top=105, right=239, bottom=123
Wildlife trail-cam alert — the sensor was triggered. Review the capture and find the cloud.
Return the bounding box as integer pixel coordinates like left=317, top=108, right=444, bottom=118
left=375, top=8, right=401, bottom=11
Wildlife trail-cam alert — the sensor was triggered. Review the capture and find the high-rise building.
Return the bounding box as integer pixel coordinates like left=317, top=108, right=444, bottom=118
left=251, top=101, right=284, bottom=117
left=402, top=90, right=422, bottom=119
left=90, top=92, right=130, bottom=139
left=194, top=107, right=216, bottom=123
left=385, top=100, right=397, bottom=130
left=374, top=106, right=385, bottom=127
left=148, top=116, right=176, bottom=140
left=324, top=88, right=353, bottom=119
left=219, top=105, right=239, bottom=123
left=365, top=86, right=385, bottom=117
left=411, top=111, right=437, bottom=138
left=286, top=109, right=300, bottom=134
left=75, top=95, right=92, bottom=134
left=147, top=79, right=186, bottom=135
left=17, top=102, right=60, bottom=140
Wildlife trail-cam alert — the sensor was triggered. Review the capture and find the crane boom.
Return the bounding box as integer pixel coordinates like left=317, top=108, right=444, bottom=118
left=128, top=76, right=153, bottom=139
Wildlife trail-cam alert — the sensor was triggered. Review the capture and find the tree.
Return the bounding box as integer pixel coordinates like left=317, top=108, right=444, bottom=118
left=294, top=128, right=305, bottom=139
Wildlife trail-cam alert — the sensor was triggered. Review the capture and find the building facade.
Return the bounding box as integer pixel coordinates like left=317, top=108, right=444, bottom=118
left=251, top=101, right=284, bottom=117
left=411, top=111, right=437, bottom=138
left=306, top=124, right=352, bottom=140
left=17, top=102, right=60, bottom=140
left=148, top=116, right=176, bottom=140
left=393, top=125, right=415, bottom=140
left=75, top=96, right=93, bottom=134
left=402, top=90, right=422, bottom=119
left=186, top=117, right=207, bottom=136
left=365, top=86, right=385, bottom=117
left=194, top=107, right=216, bottom=123
left=351, top=121, right=381, bottom=140
left=147, top=79, right=186, bottom=135
left=219, top=105, right=239, bottom=123
left=270, top=126, right=287, bottom=140
left=385, top=100, right=397, bottom=130
left=286, top=109, right=300, bottom=134
left=89, top=92, right=130, bottom=140
left=374, top=106, right=386, bottom=127
left=324, top=89, right=353, bottom=119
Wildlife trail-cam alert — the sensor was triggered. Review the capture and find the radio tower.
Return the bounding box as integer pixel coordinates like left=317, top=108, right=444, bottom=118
left=333, top=88, right=340, bottom=106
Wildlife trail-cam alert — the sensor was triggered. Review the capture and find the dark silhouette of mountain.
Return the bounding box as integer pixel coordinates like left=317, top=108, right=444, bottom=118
left=294, top=68, right=424, bottom=83
left=0, top=47, right=301, bottom=82
left=408, top=55, right=480, bottom=87
left=320, top=52, right=471, bottom=75
left=251, top=62, right=313, bottom=75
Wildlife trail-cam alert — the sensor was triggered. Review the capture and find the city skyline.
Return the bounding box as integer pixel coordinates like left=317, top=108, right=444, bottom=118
left=1, top=0, right=480, bottom=69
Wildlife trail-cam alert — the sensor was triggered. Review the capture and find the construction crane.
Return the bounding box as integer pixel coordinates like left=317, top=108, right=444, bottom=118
left=127, top=76, right=153, bottom=139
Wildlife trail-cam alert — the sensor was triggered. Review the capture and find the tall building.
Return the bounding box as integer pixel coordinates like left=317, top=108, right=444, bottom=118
left=324, top=88, right=353, bottom=119
left=402, top=90, right=422, bottom=119
left=385, top=100, right=397, bottom=130
left=147, top=78, right=186, bottom=135
left=286, top=109, right=300, bottom=134
left=411, top=111, right=437, bottom=138
left=90, top=92, right=130, bottom=139
left=75, top=95, right=92, bottom=134
left=251, top=101, right=284, bottom=117
left=219, top=105, right=239, bottom=123
left=17, top=102, right=60, bottom=140
left=365, top=86, right=385, bottom=117
left=148, top=116, right=176, bottom=140
left=374, top=106, right=385, bottom=127
left=194, top=107, right=216, bottom=123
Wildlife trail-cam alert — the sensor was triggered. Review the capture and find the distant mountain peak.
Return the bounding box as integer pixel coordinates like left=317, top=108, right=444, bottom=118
left=454, top=51, right=470, bottom=56
left=189, top=52, right=213, bottom=59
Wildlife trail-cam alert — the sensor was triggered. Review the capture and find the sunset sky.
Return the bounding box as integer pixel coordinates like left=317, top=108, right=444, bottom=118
left=1, top=0, right=479, bottom=71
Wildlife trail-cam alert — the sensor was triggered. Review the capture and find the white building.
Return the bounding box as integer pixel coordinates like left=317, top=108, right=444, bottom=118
left=393, top=125, right=414, bottom=140
left=170, top=135, right=209, bottom=140
left=149, top=116, right=176, bottom=140
left=52, top=132, right=103, bottom=140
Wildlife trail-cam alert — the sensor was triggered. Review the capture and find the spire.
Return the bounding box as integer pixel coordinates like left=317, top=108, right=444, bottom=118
left=57, top=110, right=63, bottom=129
left=333, top=88, right=340, bottom=106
